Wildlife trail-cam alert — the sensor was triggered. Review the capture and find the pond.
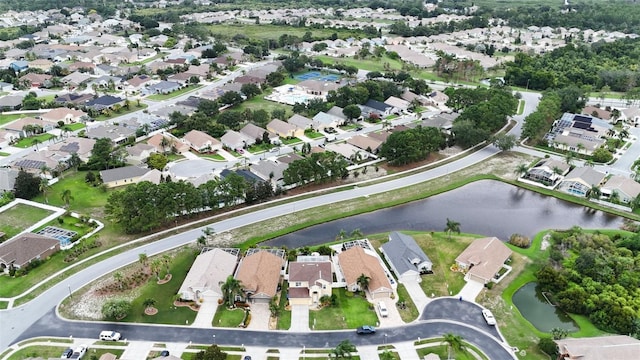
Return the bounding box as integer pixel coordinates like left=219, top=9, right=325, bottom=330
left=512, top=282, right=578, bottom=333
left=264, top=180, right=623, bottom=248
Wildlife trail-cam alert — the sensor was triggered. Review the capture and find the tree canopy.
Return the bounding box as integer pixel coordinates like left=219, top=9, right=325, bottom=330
left=379, top=126, right=445, bottom=165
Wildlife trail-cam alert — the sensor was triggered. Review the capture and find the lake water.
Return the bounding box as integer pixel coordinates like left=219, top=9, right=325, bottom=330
left=512, top=282, right=578, bottom=332
left=265, top=180, right=623, bottom=248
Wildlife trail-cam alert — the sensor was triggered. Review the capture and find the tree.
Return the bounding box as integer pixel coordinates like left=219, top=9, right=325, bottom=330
left=39, top=177, right=50, bottom=203
left=342, top=104, right=361, bottom=122
left=143, top=298, right=156, bottom=310
left=588, top=185, right=601, bottom=200
left=444, top=218, right=461, bottom=240
left=61, top=189, right=74, bottom=209
left=86, top=138, right=116, bottom=170
left=564, top=151, right=576, bottom=166
left=138, top=253, right=148, bottom=267
left=192, top=344, right=227, bottom=360
left=68, top=152, right=82, bottom=171
left=147, top=153, right=168, bottom=170
left=514, top=164, right=529, bottom=178
left=13, top=170, right=41, bottom=200
left=101, top=299, right=130, bottom=320
left=491, top=134, right=517, bottom=151
left=356, top=273, right=370, bottom=292
left=240, top=83, right=261, bottom=98
left=150, top=258, right=163, bottom=281
left=441, top=333, right=466, bottom=359
left=113, top=271, right=124, bottom=289
left=379, top=126, right=444, bottom=165
left=329, top=340, right=356, bottom=359
left=220, top=275, right=243, bottom=307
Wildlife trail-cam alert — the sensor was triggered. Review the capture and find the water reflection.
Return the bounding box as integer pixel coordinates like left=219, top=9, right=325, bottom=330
left=512, top=282, right=577, bottom=333
left=265, top=180, right=622, bottom=248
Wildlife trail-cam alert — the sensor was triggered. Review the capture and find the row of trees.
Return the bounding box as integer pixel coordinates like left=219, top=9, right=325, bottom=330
left=537, top=227, right=640, bottom=335
left=105, top=173, right=274, bottom=234
left=283, top=152, right=349, bottom=186
left=379, top=126, right=445, bottom=165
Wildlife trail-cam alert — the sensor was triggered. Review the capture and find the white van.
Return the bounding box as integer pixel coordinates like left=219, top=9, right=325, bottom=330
left=99, top=331, right=121, bottom=341
left=377, top=301, right=388, bottom=317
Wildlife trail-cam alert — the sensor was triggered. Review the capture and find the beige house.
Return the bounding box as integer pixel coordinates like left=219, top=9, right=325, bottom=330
left=99, top=166, right=153, bottom=188
left=455, top=237, right=512, bottom=284
left=178, top=248, right=239, bottom=302
left=600, top=175, right=640, bottom=204
left=337, top=246, right=392, bottom=299
left=235, top=249, right=286, bottom=303
left=0, top=233, right=60, bottom=272
left=555, top=335, right=640, bottom=360
left=267, top=119, right=304, bottom=139
left=41, top=108, right=87, bottom=124
left=47, top=136, right=96, bottom=162
left=125, top=143, right=156, bottom=165
left=147, top=133, right=189, bottom=154
left=183, top=130, right=222, bottom=153
left=288, top=256, right=332, bottom=306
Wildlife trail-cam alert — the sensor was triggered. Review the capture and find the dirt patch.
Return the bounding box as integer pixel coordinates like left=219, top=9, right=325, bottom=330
left=157, top=274, right=172, bottom=284
left=174, top=300, right=200, bottom=312
left=144, top=307, right=158, bottom=315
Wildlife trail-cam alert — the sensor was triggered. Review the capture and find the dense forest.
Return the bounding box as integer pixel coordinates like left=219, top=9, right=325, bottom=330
left=505, top=39, right=640, bottom=92
left=537, top=228, right=640, bottom=335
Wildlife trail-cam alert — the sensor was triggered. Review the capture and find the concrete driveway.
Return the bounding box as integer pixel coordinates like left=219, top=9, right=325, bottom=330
left=246, top=303, right=270, bottom=330
left=191, top=295, right=218, bottom=328
left=402, top=281, right=431, bottom=317
left=290, top=305, right=310, bottom=332
left=457, top=279, right=486, bottom=302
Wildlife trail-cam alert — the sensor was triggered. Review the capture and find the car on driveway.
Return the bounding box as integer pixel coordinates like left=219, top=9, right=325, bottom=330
left=482, top=309, right=496, bottom=325
left=60, top=348, right=73, bottom=358
left=356, top=325, right=376, bottom=334
left=69, top=345, right=87, bottom=359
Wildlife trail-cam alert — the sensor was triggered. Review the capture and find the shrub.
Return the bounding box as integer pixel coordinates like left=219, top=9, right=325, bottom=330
left=509, top=233, right=531, bottom=248
left=344, top=291, right=354, bottom=298
left=485, top=282, right=495, bottom=289
left=538, top=337, right=558, bottom=357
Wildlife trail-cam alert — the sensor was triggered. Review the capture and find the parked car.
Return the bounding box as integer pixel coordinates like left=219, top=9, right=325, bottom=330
left=356, top=325, right=376, bottom=334
left=243, top=357, right=252, bottom=360
left=377, top=301, right=388, bottom=318
left=482, top=309, right=496, bottom=325
left=60, top=348, right=73, bottom=358
left=70, top=345, right=87, bottom=359
left=99, top=330, right=121, bottom=341
left=355, top=126, right=363, bottom=131
left=160, top=350, right=170, bottom=357
left=325, top=127, right=337, bottom=134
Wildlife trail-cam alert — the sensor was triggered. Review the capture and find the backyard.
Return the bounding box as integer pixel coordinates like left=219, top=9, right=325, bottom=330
left=0, top=203, right=53, bottom=241
left=32, top=170, right=112, bottom=214
left=308, top=288, right=378, bottom=330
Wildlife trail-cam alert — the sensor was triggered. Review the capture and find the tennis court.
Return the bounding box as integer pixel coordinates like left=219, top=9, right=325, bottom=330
left=295, top=71, right=341, bottom=82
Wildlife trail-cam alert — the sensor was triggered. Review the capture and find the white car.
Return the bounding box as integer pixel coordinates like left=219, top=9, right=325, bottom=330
left=70, top=345, right=87, bottom=359
left=482, top=309, right=496, bottom=325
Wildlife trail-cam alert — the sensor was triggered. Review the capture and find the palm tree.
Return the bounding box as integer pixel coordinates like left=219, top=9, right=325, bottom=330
left=564, top=151, right=576, bottom=166
left=39, top=178, right=50, bottom=203
left=442, top=333, right=466, bottom=359
left=162, top=254, right=172, bottom=274
left=32, top=138, right=41, bottom=151
left=61, top=189, right=74, bottom=208
left=514, top=164, right=528, bottom=178
left=150, top=258, right=163, bottom=281
left=619, top=129, right=630, bottom=141
left=160, top=136, right=171, bottom=153
left=202, top=226, right=215, bottom=241
left=113, top=271, right=124, bottom=290
left=585, top=159, right=595, bottom=167
left=138, top=253, right=148, bottom=267
left=444, top=218, right=461, bottom=240
left=588, top=185, right=601, bottom=200
left=143, top=298, right=156, bottom=310
left=606, top=128, right=616, bottom=137
left=576, top=143, right=585, bottom=155
left=610, top=190, right=621, bottom=204
left=196, top=235, right=207, bottom=249
left=356, top=273, right=370, bottom=293
left=220, top=276, right=243, bottom=307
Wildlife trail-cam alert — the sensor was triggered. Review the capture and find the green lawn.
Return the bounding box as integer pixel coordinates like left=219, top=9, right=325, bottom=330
left=280, top=137, right=303, bottom=145
left=416, top=344, right=479, bottom=360
left=212, top=306, right=247, bottom=328
left=13, top=133, right=55, bottom=148
left=198, top=152, right=225, bottom=160
left=166, top=153, right=185, bottom=161
left=0, top=151, right=10, bottom=156
left=94, top=104, right=148, bottom=121
left=64, top=123, right=85, bottom=131
left=147, top=85, right=204, bottom=101
left=315, top=55, right=404, bottom=73
left=0, top=203, right=53, bottom=241
left=517, top=99, right=525, bottom=115
left=122, top=249, right=198, bottom=324
left=304, top=130, right=324, bottom=139
left=395, top=284, right=419, bottom=322
left=7, top=345, right=68, bottom=360
left=248, top=142, right=274, bottom=153
left=238, top=90, right=292, bottom=116
left=276, top=281, right=291, bottom=330
left=122, top=52, right=168, bottom=66
left=308, top=288, right=377, bottom=330
left=32, top=171, right=112, bottom=213
left=33, top=213, right=94, bottom=240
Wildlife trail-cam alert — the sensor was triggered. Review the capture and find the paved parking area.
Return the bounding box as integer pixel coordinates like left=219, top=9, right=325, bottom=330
left=421, top=298, right=501, bottom=340
left=457, top=279, right=485, bottom=301
left=290, top=305, right=310, bottom=332
left=247, top=303, right=270, bottom=330
left=376, top=298, right=404, bottom=327
left=402, top=280, right=431, bottom=316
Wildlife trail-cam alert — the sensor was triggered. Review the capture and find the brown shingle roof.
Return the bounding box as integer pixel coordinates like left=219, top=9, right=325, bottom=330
left=236, top=251, right=283, bottom=298
left=289, top=261, right=332, bottom=284
left=337, top=246, right=391, bottom=293
left=0, top=233, right=59, bottom=268
left=455, top=237, right=512, bottom=282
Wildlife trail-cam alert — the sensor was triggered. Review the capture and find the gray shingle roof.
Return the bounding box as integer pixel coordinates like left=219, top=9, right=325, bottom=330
left=381, top=231, right=432, bottom=276
left=100, top=166, right=150, bottom=183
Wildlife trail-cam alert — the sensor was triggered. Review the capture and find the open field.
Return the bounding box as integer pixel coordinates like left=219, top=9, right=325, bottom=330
left=0, top=203, right=53, bottom=241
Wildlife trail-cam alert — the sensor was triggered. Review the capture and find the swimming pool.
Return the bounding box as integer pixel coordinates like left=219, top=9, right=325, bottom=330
left=37, top=226, right=77, bottom=247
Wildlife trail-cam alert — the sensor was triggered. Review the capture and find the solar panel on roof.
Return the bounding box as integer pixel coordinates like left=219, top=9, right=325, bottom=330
left=573, top=115, right=592, bottom=123
left=573, top=122, right=591, bottom=130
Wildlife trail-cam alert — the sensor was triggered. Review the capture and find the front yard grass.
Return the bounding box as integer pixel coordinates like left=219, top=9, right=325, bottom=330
left=32, top=170, right=112, bottom=213
left=122, top=249, right=198, bottom=325
left=13, top=133, right=55, bottom=148
left=7, top=346, right=68, bottom=360
left=248, top=142, right=274, bottom=153
left=0, top=203, right=53, bottom=241
left=198, top=152, right=225, bottom=161
left=212, top=306, right=246, bottom=328
left=308, top=288, right=377, bottom=330
left=395, top=284, right=419, bottom=322
left=280, top=137, right=303, bottom=145
left=276, top=281, right=291, bottom=330
left=0, top=113, right=36, bottom=126
left=64, top=123, right=85, bottom=131
left=94, top=104, right=148, bottom=121
left=304, top=130, right=324, bottom=139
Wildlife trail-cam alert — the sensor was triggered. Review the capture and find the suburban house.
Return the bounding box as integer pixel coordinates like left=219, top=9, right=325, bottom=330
left=621, top=107, right=640, bottom=125
left=287, top=114, right=313, bottom=130
left=99, top=166, right=158, bottom=188
left=234, top=248, right=286, bottom=303
left=183, top=129, right=222, bottom=153
left=554, top=335, right=640, bottom=360
left=267, top=119, right=304, bottom=139
left=61, top=72, right=92, bottom=88
left=549, top=113, right=612, bottom=155
left=54, top=93, right=94, bottom=106
left=312, top=112, right=342, bottom=130
left=557, top=167, right=606, bottom=197
left=86, top=123, right=136, bottom=145
left=249, top=159, right=288, bottom=186
left=0, top=168, right=19, bottom=193
left=600, top=175, right=640, bottom=204
left=147, top=133, right=190, bottom=153
left=384, top=96, right=411, bottom=112
left=359, top=99, right=393, bottom=118
left=125, top=143, right=156, bottom=165
left=347, top=135, right=384, bottom=153
left=40, top=108, right=87, bottom=124
left=85, top=95, right=124, bottom=111
left=421, top=112, right=458, bottom=132
left=240, top=123, right=277, bottom=144
left=521, top=159, right=571, bottom=187
left=581, top=106, right=611, bottom=121
left=326, top=106, right=348, bottom=123
left=337, top=244, right=393, bottom=299
left=297, top=79, right=341, bottom=96
left=0, top=233, right=60, bottom=272
left=147, top=81, right=181, bottom=95
left=287, top=255, right=333, bottom=306
left=11, top=151, right=64, bottom=174
left=4, top=117, right=56, bottom=137
left=19, top=73, right=52, bottom=87
left=220, top=130, right=255, bottom=150
left=47, top=137, right=96, bottom=162
left=125, top=74, right=152, bottom=92
left=177, top=248, right=240, bottom=302
left=455, top=237, right=512, bottom=284
left=380, top=231, right=432, bottom=283
left=0, top=95, right=24, bottom=111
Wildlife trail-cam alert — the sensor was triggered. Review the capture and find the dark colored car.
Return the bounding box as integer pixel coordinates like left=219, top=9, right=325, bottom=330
left=60, top=348, right=73, bottom=358
left=243, top=356, right=252, bottom=360
left=160, top=350, right=170, bottom=357
left=355, top=126, right=363, bottom=131
left=356, top=325, right=376, bottom=334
